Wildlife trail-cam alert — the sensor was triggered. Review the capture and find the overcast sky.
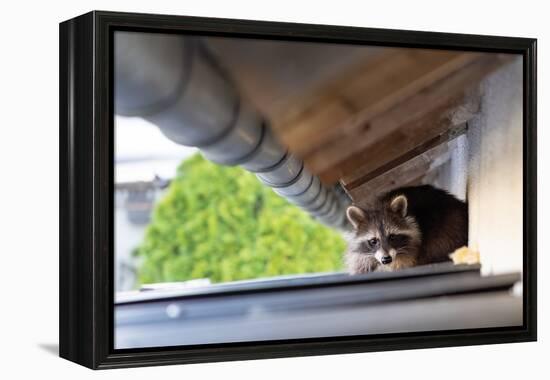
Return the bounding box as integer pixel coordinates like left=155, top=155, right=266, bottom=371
left=115, top=115, right=197, bottom=183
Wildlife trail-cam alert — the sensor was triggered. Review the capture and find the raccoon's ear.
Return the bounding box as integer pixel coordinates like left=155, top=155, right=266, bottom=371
left=346, top=206, right=366, bottom=229
left=390, top=195, right=408, bottom=217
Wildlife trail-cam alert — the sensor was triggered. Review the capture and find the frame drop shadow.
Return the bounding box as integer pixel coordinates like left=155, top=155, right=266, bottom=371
left=38, top=343, right=59, bottom=356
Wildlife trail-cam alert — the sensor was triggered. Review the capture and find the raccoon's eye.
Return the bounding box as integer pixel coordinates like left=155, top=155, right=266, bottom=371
left=359, top=238, right=379, bottom=252
left=367, top=238, right=379, bottom=247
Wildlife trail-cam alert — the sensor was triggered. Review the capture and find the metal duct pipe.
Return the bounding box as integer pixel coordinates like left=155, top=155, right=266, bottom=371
left=115, top=32, right=349, bottom=229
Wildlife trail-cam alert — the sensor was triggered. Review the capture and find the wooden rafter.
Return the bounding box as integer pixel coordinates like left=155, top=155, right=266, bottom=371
left=347, top=132, right=465, bottom=207
left=271, top=49, right=513, bottom=186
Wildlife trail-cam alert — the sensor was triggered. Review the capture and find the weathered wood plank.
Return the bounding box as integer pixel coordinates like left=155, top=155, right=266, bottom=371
left=348, top=137, right=462, bottom=207
left=275, top=49, right=480, bottom=156
left=313, top=53, right=511, bottom=184
left=343, top=123, right=468, bottom=190
left=316, top=91, right=477, bottom=185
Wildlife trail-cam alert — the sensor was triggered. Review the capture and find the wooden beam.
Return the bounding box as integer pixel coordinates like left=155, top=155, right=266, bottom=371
left=343, top=123, right=468, bottom=190
left=348, top=138, right=461, bottom=207
left=314, top=54, right=508, bottom=183
left=271, top=49, right=512, bottom=184
left=275, top=49, right=476, bottom=153
left=315, top=92, right=477, bottom=185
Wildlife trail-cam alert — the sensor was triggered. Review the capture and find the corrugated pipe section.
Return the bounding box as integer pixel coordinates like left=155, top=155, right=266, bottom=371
left=114, top=32, right=350, bottom=229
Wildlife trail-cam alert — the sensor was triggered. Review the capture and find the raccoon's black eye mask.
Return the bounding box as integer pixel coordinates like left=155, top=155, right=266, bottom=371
left=359, top=240, right=376, bottom=253
left=388, top=233, right=410, bottom=248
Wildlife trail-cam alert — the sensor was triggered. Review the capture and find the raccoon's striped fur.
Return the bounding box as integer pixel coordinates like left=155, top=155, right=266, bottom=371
left=344, top=185, right=468, bottom=274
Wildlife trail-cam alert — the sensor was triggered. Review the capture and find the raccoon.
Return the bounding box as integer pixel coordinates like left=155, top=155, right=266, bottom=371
left=344, top=185, right=468, bottom=274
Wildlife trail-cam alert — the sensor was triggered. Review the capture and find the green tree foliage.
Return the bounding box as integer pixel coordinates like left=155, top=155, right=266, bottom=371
left=135, top=154, right=346, bottom=285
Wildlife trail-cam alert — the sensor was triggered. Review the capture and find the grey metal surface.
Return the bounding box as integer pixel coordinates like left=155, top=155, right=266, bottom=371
left=116, top=272, right=519, bottom=317
left=115, top=292, right=521, bottom=349
left=115, top=271, right=521, bottom=349
left=116, top=262, right=482, bottom=304
left=114, top=31, right=350, bottom=229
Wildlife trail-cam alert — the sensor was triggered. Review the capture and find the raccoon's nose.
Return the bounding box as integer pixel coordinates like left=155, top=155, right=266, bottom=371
left=381, top=256, right=392, bottom=265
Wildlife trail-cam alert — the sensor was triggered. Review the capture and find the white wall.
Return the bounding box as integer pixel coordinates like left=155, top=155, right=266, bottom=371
left=431, top=58, right=524, bottom=275
left=467, top=58, right=524, bottom=275
left=0, top=1, right=546, bottom=380
left=430, top=56, right=523, bottom=274
left=427, top=134, right=469, bottom=201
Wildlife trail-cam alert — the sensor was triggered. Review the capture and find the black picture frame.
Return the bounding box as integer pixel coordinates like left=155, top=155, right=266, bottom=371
left=59, top=10, right=537, bottom=369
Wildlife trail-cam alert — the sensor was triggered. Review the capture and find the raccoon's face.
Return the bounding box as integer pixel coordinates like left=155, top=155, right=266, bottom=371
left=345, top=195, right=421, bottom=267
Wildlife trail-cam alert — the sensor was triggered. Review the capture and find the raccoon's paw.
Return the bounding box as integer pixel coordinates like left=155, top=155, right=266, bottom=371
left=346, top=253, right=379, bottom=275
